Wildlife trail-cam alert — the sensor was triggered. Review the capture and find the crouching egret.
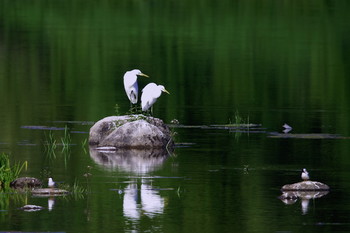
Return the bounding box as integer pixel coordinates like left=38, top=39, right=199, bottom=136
left=141, top=83, right=170, bottom=112
left=123, top=69, right=149, bottom=104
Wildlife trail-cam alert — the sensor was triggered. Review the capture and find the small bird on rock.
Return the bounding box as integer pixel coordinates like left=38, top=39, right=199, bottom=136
left=301, top=168, right=310, bottom=181
left=48, top=178, right=56, bottom=188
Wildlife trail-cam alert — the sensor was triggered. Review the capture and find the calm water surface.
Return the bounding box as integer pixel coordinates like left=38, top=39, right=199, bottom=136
left=1, top=1, right=350, bottom=233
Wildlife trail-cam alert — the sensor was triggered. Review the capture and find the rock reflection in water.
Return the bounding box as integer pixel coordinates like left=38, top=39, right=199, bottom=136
left=89, top=146, right=170, bottom=174
left=279, top=191, right=329, bottom=215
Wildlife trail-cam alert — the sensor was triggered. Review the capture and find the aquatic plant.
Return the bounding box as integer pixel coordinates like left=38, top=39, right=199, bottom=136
left=0, top=153, right=27, bottom=190
left=126, top=105, right=143, bottom=115
left=176, top=186, right=182, bottom=197
left=81, top=138, right=88, bottom=154
left=61, top=125, right=71, bottom=152
left=228, top=110, right=250, bottom=126
left=114, top=103, right=120, bottom=115
left=44, top=130, right=57, bottom=158
left=72, top=179, right=86, bottom=193
left=0, top=193, right=27, bottom=211
left=70, top=179, right=87, bottom=199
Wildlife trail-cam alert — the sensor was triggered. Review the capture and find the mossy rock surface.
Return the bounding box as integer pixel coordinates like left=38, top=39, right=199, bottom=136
left=281, top=181, right=330, bottom=191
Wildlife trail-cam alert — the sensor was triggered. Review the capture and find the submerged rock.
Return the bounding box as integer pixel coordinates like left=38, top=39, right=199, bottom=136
left=89, top=115, right=174, bottom=149
left=10, top=177, right=42, bottom=189
left=281, top=181, right=330, bottom=191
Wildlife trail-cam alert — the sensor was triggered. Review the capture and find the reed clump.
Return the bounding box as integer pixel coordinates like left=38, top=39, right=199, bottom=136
left=0, top=153, right=27, bottom=190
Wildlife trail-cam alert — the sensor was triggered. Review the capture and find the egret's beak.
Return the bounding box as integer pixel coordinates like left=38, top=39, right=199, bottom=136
left=163, top=89, right=170, bottom=95
left=139, top=73, right=149, bottom=78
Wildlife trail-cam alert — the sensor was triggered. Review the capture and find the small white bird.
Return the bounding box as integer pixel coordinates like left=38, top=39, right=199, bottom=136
left=48, top=178, right=55, bottom=188
left=123, top=69, right=149, bottom=104
left=141, top=83, right=170, bottom=112
left=283, top=123, right=292, bottom=134
left=283, top=123, right=292, bottom=130
left=301, top=168, right=310, bottom=181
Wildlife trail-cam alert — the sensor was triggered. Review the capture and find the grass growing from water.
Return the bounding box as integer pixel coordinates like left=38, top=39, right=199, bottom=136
left=61, top=125, right=71, bottom=152
left=227, top=110, right=252, bottom=140
left=44, top=130, right=57, bottom=158
left=59, top=179, right=87, bottom=199
left=44, top=126, right=73, bottom=167
left=228, top=110, right=250, bottom=126
left=0, top=153, right=27, bottom=190
left=81, top=138, right=88, bottom=154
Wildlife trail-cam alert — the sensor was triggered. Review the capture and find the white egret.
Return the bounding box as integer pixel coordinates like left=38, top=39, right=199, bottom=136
left=123, top=69, right=149, bottom=105
left=301, top=168, right=309, bottom=181
left=141, top=83, right=170, bottom=112
left=48, top=177, right=55, bottom=188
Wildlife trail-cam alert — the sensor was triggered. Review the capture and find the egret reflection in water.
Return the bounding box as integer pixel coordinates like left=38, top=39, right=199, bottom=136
left=123, top=181, right=165, bottom=220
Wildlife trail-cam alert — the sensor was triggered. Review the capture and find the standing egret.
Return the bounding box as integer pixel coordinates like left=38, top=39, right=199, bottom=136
left=141, top=83, right=170, bottom=112
left=123, top=69, right=149, bottom=105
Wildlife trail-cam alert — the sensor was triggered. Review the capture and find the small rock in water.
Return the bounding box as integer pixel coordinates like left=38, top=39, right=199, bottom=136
left=10, top=177, right=42, bottom=189
left=20, top=205, right=44, bottom=212
left=281, top=180, right=330, bottom=191
left=170, top=119, right=180, bottom=124
left=31, top=188, right=69, bottom=196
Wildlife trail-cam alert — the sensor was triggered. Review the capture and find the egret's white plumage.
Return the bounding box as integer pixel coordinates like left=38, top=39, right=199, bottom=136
left=301, top=168, right=309, bottom=181
left=123, top=69, right=149, bottom=104
left=48, top=178, right=55, bottom=188
left=141, top=83, right=170, bottom=111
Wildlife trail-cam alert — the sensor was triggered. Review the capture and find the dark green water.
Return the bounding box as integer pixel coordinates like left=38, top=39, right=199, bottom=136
left=1, top=1, right=350, bottom=232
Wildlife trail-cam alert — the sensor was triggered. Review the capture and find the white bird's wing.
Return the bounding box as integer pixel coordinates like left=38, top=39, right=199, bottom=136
left=129, top=84, right=138, bottom=104
left=124, top=74, right=138, bottom=104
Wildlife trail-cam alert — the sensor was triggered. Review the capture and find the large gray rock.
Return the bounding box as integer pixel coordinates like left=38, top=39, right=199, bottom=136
left=89, top=115, right=174, bottom=149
